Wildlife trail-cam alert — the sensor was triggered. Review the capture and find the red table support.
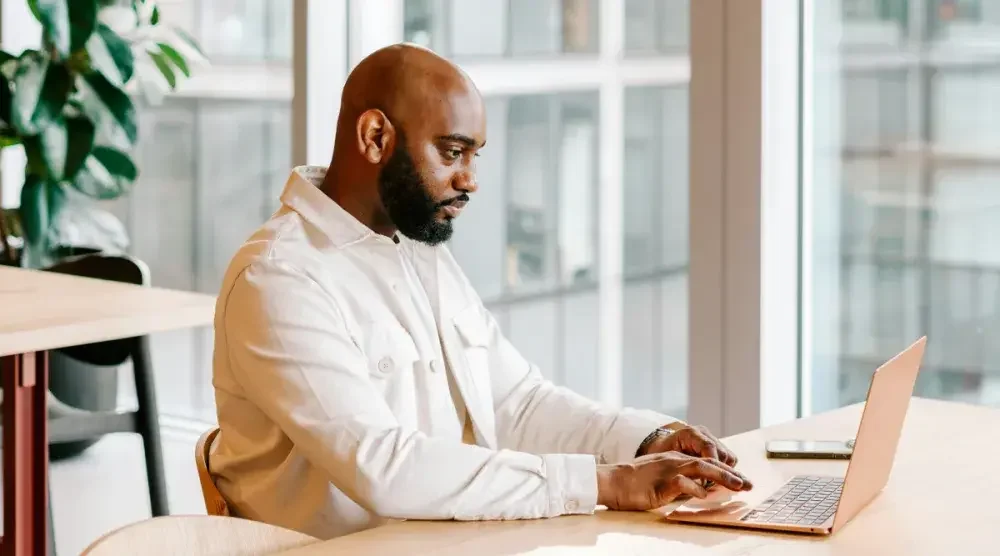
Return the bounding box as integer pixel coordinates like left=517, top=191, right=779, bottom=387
left=2, top=352, right=49, bottom=556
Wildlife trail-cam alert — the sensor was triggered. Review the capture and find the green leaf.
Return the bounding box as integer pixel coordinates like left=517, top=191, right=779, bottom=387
left=0, top=134, right=21, bottom=148
left=19, top=175, right=65, bottom=251
left=148, top=50, right=176, bottom=89
left=63, top=115, right=96, bottom=180
left=91, top=146, right=136, bottom=181
left=22, top=135, right=50, bottom=179
left=86, top=23, right=135, bottom=86
left=32, top=0, right=99, bottom=59
left=23, top=114, right=95, bottom=182
left=173, top=27, right=206, bottom=59
left=156, top=43, right=189, bottom=78
left=77, top=71, right=137, bottom=144
left=72, top=150, right=135, bottom=200
left=0, top=73, right=11, bottom=127
left=151, top=5, right=160, bottom=25
left=12, top=53, right=72, bottom=136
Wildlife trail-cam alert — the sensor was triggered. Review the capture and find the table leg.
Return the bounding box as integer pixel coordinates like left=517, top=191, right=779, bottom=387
left=2, top=352, right=49, bottom=556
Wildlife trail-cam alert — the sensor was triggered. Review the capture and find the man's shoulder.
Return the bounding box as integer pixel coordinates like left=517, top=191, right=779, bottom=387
left=217, top=209, right=338, bottom=297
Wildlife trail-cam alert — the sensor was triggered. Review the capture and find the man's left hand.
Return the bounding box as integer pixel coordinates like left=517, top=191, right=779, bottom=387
left=638, top=425, right=737, bottom=467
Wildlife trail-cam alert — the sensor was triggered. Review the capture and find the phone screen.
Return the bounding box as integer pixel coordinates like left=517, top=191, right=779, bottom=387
left=766, top=440, right=853, bottom=456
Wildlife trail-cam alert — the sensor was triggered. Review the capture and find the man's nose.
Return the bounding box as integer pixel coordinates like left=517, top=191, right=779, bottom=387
left=453, top=170, right=478, bottom=194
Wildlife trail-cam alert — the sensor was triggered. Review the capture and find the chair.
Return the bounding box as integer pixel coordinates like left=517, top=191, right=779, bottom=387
left=42, top=253, right=169, bottom=518
left=80, top=515, right=318, bottom=556
left=196, top=427, right=231, bottom=516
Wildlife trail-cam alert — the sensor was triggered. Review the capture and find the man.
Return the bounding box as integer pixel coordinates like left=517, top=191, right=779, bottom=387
left=210, top=43, right=752, bottom=540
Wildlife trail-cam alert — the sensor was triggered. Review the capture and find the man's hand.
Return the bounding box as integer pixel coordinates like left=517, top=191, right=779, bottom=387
left=638, top=424, right=738, bottom=467
left=596, top=451, right=753, bottom=511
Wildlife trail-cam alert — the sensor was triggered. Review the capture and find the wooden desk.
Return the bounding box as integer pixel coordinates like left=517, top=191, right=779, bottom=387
left=0, top=266, right=216, bottom=556
left=279, top=398, right=1000, bottom=556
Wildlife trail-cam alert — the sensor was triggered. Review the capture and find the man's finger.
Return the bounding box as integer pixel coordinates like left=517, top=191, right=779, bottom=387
left=702, top=458, right=753, bottom=489
left=719, top=444, right=737, bottom=466
left=671, top=475, right=709, bottom=501
left=689, top=430, right=720, bottom=461
left=681, top=459, right=750, bottom=492
left=706, top=460, right=753, bottom=490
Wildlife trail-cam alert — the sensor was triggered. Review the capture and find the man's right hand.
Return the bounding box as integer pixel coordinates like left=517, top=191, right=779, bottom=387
left=596, top=451, right=753, bottom=511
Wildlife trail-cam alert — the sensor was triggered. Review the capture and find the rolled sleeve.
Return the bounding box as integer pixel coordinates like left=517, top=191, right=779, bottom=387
left=543, top=454, right=599, bottom=516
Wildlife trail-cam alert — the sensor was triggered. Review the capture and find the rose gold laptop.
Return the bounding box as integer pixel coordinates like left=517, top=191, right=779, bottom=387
left=665, top=336, right=927, bottom=535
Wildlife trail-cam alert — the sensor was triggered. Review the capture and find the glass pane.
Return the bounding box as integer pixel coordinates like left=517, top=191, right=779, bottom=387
left=450, top=0, right=506, bottom=57
left=450, top=99, right=508, bottom=300
left=508, top=300, right=560, bottom=382
left=622, top=86, right=689, bottom=418
left=404, top=0, right=439, bottom=50
left=199, top=0, right=269, bottom=60
left=562, top=291, right=599, bottom=398
left=840, top=0, right=909, bottom=49
left=501, top=93, right=598, bottom=293
left=928, top=0, right=1000, bottom=43
left=803, top=2, right=1000, bottom=412
left=114, top=1, right=293, bottom=420
left=624, top=0, right=689, bottom=54
left=403, top=0, right=597, bottom=57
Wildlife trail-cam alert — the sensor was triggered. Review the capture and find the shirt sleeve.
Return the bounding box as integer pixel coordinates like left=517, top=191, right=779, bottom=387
left=468, top=302, right=681, bottom=464
left=221, top=260, right=598, bottom=521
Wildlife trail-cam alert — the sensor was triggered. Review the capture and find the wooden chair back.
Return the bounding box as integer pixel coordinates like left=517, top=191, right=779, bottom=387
left=196, top=427, right=230, bottom=516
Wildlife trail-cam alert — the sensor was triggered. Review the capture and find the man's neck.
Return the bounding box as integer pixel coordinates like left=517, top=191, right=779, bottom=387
left=320, top=166, right=397, bottom=239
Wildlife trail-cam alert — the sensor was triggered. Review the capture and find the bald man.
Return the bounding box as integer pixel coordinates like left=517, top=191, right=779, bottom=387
left=211, top=44, right=751, bottom=539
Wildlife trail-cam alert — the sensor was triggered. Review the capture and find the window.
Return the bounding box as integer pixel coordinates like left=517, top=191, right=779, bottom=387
left=623, top=0, right=689, bottom=55
left=402, top=0, right=598, bottom=58
left=199, top=0, right=292, bottom=62
left=622, top=86, right=689, bottom=417
left=802, top=0, right=1000, bottom=413
left=407, top=1, right=691, bottom=408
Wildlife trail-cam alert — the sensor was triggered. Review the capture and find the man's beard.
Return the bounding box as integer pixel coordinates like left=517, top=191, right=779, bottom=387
left=378, top=144, right=458, bottom=246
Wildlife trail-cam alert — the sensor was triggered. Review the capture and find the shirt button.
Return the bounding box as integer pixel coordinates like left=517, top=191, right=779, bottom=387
left=564, top=500, right=579, bottom=512
left=378, top=357, right=394, bottom=373
left=430, top=360, right=443, bottom=373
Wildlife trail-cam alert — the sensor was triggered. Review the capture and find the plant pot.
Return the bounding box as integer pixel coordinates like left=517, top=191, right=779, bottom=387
left=46, top=246, right=120, bottom=461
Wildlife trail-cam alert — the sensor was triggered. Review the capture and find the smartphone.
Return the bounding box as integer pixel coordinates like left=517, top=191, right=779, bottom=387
left=765, top=439, right=854, bottom=460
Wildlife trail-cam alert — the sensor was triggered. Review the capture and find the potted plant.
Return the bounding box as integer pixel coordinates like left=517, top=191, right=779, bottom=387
left=0, top=0, right=206, bottom=459
left=0, top=0, right=206, bottom=268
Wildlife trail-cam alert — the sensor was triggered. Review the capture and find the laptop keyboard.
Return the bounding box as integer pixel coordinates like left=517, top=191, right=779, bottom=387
left=740, top=475, right=843, bottom=526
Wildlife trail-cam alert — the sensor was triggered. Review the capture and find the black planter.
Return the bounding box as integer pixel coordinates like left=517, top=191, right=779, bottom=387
left=46, top=246, right=120, bottom=461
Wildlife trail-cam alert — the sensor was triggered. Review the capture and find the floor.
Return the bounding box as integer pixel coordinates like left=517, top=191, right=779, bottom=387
left=2, top=421, right=209, bottom=555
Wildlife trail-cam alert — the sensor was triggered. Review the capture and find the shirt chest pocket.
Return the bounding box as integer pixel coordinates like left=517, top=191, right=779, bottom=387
left=452, top=305, right=491, bottom=376
left=361, top=321, right=420, bottom=379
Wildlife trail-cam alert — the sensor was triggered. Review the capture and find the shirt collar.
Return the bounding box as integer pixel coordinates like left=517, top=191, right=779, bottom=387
left=279, top=165, right=386, bottom=248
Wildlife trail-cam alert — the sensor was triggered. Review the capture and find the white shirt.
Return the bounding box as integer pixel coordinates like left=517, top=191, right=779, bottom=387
left=210, top=166, right=677, bottom=540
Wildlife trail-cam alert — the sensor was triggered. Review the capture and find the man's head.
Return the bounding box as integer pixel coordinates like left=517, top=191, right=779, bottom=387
left=326, top=43, right=487, bottom=245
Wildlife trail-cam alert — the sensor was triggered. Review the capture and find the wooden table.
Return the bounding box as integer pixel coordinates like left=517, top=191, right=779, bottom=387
left=278, top=398, right=1000, bottom=555
left=0, top=266, right=216, bottom=556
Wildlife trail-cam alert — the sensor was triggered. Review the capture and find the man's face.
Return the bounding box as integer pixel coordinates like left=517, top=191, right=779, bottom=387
left=378, top=140, right=457, bottom=245
left=378, top=88, right=486, bottom=245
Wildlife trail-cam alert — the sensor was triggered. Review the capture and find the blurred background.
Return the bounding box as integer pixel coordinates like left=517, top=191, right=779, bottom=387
left=72, top=0, right=998, bottom=427
left=2, top=0, right=999, bottom=551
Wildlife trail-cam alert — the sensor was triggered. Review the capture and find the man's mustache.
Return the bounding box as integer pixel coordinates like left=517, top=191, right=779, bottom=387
left=438, top=193, right=470, bottom=207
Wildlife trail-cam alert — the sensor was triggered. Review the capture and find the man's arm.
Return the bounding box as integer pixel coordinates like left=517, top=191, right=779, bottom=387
left=222, top=261, right=598, bottom=521
left=467, top=303, right=680, bottom=463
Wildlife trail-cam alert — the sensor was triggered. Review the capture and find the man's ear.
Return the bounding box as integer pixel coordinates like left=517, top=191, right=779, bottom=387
left=356, top=109, right=396, bottom=164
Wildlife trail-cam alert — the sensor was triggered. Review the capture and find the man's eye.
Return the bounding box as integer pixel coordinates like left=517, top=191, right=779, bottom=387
left=445, top=149, right=462, bottom=160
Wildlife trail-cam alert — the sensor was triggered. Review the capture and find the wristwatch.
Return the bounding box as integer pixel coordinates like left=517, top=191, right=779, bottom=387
left=635, top=421, right=688, bottom=458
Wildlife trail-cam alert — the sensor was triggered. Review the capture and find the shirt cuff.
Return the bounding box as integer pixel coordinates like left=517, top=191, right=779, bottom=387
left=542, top=453, right=598, bottom=517
left=605, top=409, right=682, bottom=463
